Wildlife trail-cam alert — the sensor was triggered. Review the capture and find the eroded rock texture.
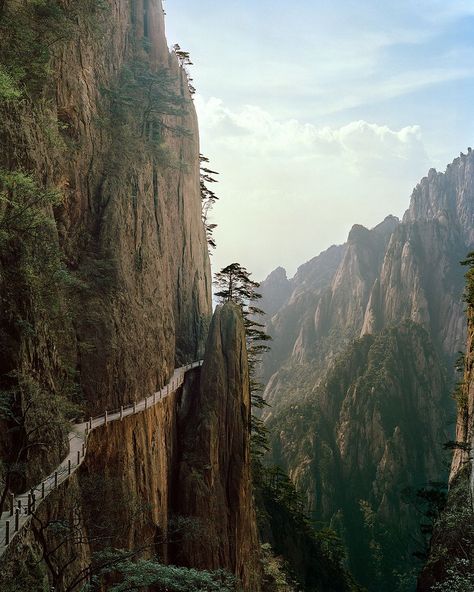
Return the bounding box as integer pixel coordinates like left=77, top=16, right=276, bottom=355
left=173, top=302, right=261, bottom=590
left=0, top=2, right=261, bottom=590
left=259, top=152, right=474, bottom=590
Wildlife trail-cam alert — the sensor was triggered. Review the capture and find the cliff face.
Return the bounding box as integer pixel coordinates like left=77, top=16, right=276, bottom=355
left=0, top=304, right=263, bottom=591
left=417, top=273, right=474, bottom=592
left=173, top=302, right=261, bottom=590
left=450, top=306, right=474, bottom=481
left=0, top=1, right=261, bottom=590
left=0, top=0, right=212, bottom=417
left=268, top=322, right=450, bottom=590
left=259, top=153, right=474, bottom=590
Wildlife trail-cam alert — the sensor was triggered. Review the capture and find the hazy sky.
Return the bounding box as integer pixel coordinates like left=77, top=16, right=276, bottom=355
left=164, top=0, right=474, bottom=280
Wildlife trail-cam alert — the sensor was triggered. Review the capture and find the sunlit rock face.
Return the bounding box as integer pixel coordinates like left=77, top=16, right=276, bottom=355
left=417, top=293, right=474, bottom=592
left=0, top=1, right=260, bottom=589
left=259, top=152, right=474, bottom=590
left=173, top=302, right=261, bottom=590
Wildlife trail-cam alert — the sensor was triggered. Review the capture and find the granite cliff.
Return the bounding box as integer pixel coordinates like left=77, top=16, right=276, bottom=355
left=260, top=152, right=474, bottom=590
left=417, top=267, right=474, bottom=592
left=0, top=1, right=261, bottom=590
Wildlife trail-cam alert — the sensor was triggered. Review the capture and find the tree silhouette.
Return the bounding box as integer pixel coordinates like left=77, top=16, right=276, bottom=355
left=214, top=264, right=271, bottom=456
left=172, top=43, right=196, bottom=96
left=200, top=154, right=219, bottom=251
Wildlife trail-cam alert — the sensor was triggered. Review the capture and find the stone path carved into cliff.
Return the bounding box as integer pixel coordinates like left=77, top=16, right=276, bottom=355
left=0, top=361, right=203, bottom=557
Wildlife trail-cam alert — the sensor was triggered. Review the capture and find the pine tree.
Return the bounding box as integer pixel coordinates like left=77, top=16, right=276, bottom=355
left=172, top=44, right=196, bottom=95
left=200, top=154, right=219, bottom=251
left=214, top=263, right=271, bottom=457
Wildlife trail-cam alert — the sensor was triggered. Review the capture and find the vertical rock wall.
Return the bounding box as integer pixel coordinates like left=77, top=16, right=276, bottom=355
left=173, top=303, right=262, bottom=590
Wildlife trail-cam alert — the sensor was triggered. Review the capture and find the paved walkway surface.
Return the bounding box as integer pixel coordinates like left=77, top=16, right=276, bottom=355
left=0, top=361, right=202, bottom=556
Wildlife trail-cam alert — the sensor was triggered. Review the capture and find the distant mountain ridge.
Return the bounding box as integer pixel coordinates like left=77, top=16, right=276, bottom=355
left=260, top=150, right=474, bottom=590
left=261, top=151, right=473, bottom=411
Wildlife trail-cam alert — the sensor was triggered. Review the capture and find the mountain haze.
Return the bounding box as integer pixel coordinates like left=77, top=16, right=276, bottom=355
left=260, top=150, right=474, bottom=589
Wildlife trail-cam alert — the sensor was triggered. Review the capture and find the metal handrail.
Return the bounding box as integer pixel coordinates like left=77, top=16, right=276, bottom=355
left=0, top=361, right=203, bottom=553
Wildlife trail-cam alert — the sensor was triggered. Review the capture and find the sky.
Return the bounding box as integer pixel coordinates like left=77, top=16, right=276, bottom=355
left=164, top=0, right=474, bottom=280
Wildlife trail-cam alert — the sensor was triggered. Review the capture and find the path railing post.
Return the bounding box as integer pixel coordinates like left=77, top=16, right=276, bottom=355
left=54, top=472, right=58, bottom=488
left=68, top=459, right=71, bottom=475
left=82, top=443, right=85, bottom=457
left=77, top=450, right=80, bottom=465
left=89, top=417, right=92, bottom=430
left=5, top=520, right=9, bottom=545
left=27, top=494, right=31, bottom=515
left=42, top=482, right=45, bottom=499
left=14, top=509, right=19, bottom=532
left=9, top=493, right=14, bottom=516
left=104, top=410, right=108, bottom=426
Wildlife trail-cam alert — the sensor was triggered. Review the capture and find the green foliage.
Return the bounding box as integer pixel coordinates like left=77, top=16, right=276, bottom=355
left=214, top=263, right=260, bottom=304
left=82, top=550, right=238, bottom=592
left=0, top=169, right=60, bottom=243
left=172, top=43, right=196, bottom=95
left=460, top=251, right=474, bottom=306
left=254, top=463, right=358, bottom=592
left=200, top=154, right=220, bottom=250
left=0, top=0, right=108, bottom=96
left=452, top=380, right=468, bottom=411
left=431, top=559, right=474, bottom=592
left=421, top=467, right=474, bottom=589
left=260, top=543, right=297, bottom=592
left=0, top=66, right=21, bottom=101
left=0, top=169, right=79, bottom=319
left=102, top=60, right=189, bottom=170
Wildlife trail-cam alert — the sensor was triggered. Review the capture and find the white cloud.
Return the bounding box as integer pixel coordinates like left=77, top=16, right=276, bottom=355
left=196, top=96, right=429, bottom=279
left=196, top=96, right=424, bottom=167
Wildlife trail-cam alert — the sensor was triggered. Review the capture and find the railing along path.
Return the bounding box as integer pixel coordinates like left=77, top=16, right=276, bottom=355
left=0, top=361, right=203, bottom=556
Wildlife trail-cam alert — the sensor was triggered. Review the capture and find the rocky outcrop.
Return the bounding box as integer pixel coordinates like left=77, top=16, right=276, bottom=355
left=259, top=152, right=474, bottom=590
left=268, top=322, right=450, bottom=591
left=0, top=0, right=212, bottom=417
left=417, top=277, right=474, bottom=591
left=0, top=1, right=262, bottom=591
left=259, top=267, right=292, bottom=318
left=450, top=305, right=474, bottom=482
left=173, top=302, right=261, bottom=590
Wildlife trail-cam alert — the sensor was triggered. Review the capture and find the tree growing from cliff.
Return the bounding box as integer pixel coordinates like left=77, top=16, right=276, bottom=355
left=214, top=264, right=271, bottom=456
left=461, top=251, right=474, bottom=305
left=0, top=170, right=82, bottom=514
left=214, top=263, right=260, bottom=304
left=172, top=43, right=196, bottom=96
left=0, top=375, right=79, bottom=515
left=200, top=154, right=219, bottom=251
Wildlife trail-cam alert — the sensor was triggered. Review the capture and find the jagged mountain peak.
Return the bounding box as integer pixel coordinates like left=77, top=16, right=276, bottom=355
left=404, top=149, right=474, bottom=246
left=263, top=266, right=288, bottom=284
left=372, top=214, right=400, bottom=234
left=348, top=223, right=370, bottom=242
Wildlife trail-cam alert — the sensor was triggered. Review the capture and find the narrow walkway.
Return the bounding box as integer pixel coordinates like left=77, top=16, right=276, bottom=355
left=0, top=361, right=202, bottom=557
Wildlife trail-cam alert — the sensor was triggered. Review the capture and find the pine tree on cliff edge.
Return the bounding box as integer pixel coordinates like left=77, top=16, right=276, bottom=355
left=214, top=263, right=271, bottom=457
